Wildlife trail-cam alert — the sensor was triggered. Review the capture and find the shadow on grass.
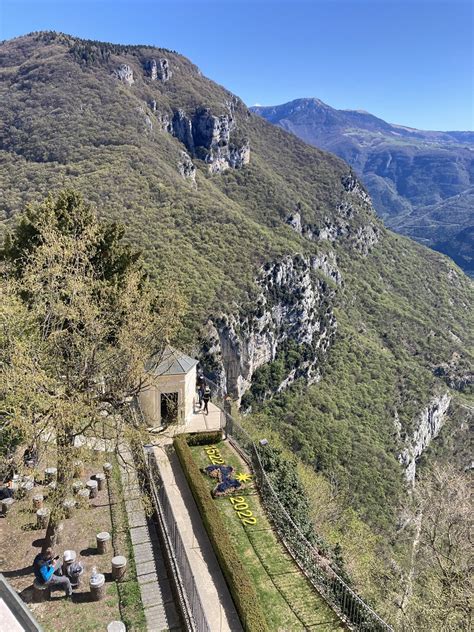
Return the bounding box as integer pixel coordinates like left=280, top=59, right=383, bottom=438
left=80, top=547, right=98, bottom=557
left=19, top=585, right=35, bottom=604
left=70, top=591, right=95, bottom=603
left=2, top=565, right=33, bottom=578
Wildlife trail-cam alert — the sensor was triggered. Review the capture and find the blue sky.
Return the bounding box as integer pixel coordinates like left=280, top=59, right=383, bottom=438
left=1, top=0, right=472, bottom=130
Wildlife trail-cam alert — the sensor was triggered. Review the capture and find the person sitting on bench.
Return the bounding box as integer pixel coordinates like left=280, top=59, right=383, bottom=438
left=33, top=547, right=72, bottom=598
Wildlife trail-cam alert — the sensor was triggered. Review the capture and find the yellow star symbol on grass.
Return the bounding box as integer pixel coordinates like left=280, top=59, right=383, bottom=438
left=235, top=472, right=252, bottom=483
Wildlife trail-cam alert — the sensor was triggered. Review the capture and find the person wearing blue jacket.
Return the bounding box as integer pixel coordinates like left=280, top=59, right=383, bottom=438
left=33, top=548, right=72, bottom=597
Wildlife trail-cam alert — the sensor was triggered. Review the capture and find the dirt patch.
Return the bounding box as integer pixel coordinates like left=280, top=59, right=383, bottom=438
left=0, top=450, right=122, bottom=632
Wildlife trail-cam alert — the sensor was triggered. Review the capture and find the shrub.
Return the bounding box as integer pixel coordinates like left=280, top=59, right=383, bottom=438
left=185, top=430, right=223, bottom=446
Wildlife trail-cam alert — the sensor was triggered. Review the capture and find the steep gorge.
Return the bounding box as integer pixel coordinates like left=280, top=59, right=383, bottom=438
left=0, top=32, right=472, bottom=626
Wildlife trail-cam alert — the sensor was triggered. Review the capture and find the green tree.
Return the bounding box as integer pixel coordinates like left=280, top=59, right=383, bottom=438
left=1, top=190, right=184, bottom=549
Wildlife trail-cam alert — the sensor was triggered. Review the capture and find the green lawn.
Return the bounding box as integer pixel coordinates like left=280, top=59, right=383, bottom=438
left=189, top=441, right=344, bottom=631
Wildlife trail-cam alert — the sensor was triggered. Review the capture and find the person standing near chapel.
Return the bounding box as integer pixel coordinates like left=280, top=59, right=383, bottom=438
left=202, top=385, right=211, bottom=414
left=196, top=372, right=205, bottom=409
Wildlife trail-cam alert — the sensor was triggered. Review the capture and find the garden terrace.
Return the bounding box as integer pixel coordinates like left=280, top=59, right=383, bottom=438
left=175, top=434, right=344, bottom=631
left=0, top=447, right=146, bottom=632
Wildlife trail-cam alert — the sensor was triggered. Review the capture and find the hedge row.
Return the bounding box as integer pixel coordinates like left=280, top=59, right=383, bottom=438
left=173, top=435, right=269, bottom=632
left=185, top=430, right=223, bottom=446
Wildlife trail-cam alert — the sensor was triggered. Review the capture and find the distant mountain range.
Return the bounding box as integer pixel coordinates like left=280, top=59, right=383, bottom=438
left=251, top=99, right=474, bottom=275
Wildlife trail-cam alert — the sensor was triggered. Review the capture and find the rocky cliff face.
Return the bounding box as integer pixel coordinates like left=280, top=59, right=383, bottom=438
left=177, top=151, right=196, bottom=184
left=398, top=393, right=452, bottom=484
left=145, top=57, right=171, bottom=82
left=202, top=254, right=340, bottom=403
left=113, top=63, right=134, bottom=85
left=170, top=106, right=250, bottom=173
left=286, top=173, right=380, bottom=254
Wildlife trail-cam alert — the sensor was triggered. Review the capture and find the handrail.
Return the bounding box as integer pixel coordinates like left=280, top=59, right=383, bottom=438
left=204, top=376, right=395, bottom=632
left=144, top=446, right=211, bottom=632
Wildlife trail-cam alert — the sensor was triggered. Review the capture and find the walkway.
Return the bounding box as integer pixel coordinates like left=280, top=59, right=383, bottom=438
left=151, top=403, right=242, bottom=632
left=119, top=447, right=182, bottom=631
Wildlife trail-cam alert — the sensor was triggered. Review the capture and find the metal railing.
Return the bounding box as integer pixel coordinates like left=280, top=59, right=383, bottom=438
left=204, top=377, right=394, bottom=632
left=145, top=447, right=211, bottom=632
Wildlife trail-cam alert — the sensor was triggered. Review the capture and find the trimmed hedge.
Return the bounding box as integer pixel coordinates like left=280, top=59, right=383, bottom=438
left=185, top=430, right=223, bottom=446
left=173, top=435, right=269, bottom=632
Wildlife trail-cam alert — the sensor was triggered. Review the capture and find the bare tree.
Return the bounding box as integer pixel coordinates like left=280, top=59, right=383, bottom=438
left=1, top=191, right=184, bottom=548
left=400, top=464, right=472, bottom=631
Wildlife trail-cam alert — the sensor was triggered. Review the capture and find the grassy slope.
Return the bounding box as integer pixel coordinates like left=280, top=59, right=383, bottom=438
left=189, top=441, right=343, bottom=631
left=1, top=31, right=472, bottom=618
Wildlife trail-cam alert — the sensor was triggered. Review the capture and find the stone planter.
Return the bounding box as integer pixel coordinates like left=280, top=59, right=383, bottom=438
left=72, top=480, right=84, bottom=495
left=62, top=498, right=76, bottom=518
left=36, top=508, right=49, bottom=529
left=96, top=531, right=111, bottom=554
left=32, top=494, right=44, bottom=511
left=90, top=573, right=106, bottom=601
left=86, top=479, right=98, bottom=499
left=1, top=497, right=14, bottom=515
left=77, top=488, right=91, bottom=506
left=95, top=472, right=106, bottom=491
left=33, top=579, right=50, bottom=602
left=111, top=556, right=127, bottom=582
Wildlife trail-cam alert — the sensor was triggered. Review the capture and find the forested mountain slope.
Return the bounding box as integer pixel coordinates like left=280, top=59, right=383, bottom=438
left=1, top=32, right=472, bottom=628
left=252, top=98, right=474, bottom=276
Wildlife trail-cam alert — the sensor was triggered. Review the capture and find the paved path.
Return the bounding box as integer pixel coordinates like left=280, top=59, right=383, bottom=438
left=119, top=449, right=182, bottom=632
left=151, top=403, right=243, bottom=632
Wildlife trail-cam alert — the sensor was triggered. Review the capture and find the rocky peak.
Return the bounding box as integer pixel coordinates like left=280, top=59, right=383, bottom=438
left=113, top=63, right=134, bottom=86
left=285, top=173, right=379, bottom=254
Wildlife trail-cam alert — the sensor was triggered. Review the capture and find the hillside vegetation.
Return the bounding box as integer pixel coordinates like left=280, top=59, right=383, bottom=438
left=1, top=32, right=473, bottom=628
left=252, top=98, right=474, bottom=276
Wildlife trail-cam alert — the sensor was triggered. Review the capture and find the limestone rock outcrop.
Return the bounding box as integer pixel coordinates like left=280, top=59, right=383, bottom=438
left=202, top=254, right=339, bottom=403
left=170, top=107, right=249, bottom=173
left=145, top=58, right=172, bottom=82
left=177, top=151, right=196, bottom=184
left=288, top=174, right=379, bottom=254
left=113, top=63, right=134, bottom=86
left=398, top=393, right=451, bottom=484
left=286, top=210, right=303, bottom=234
left=172, top=109, right=194, bottom=153
left=155, top=111, right=172, bottom=132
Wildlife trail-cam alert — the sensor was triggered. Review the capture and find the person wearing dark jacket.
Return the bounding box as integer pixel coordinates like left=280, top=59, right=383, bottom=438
left=196, top=373, right=205, bottom=409
left=33, top=548, right=72, bottom=597
left=202, top=386, right=211, bottom=414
